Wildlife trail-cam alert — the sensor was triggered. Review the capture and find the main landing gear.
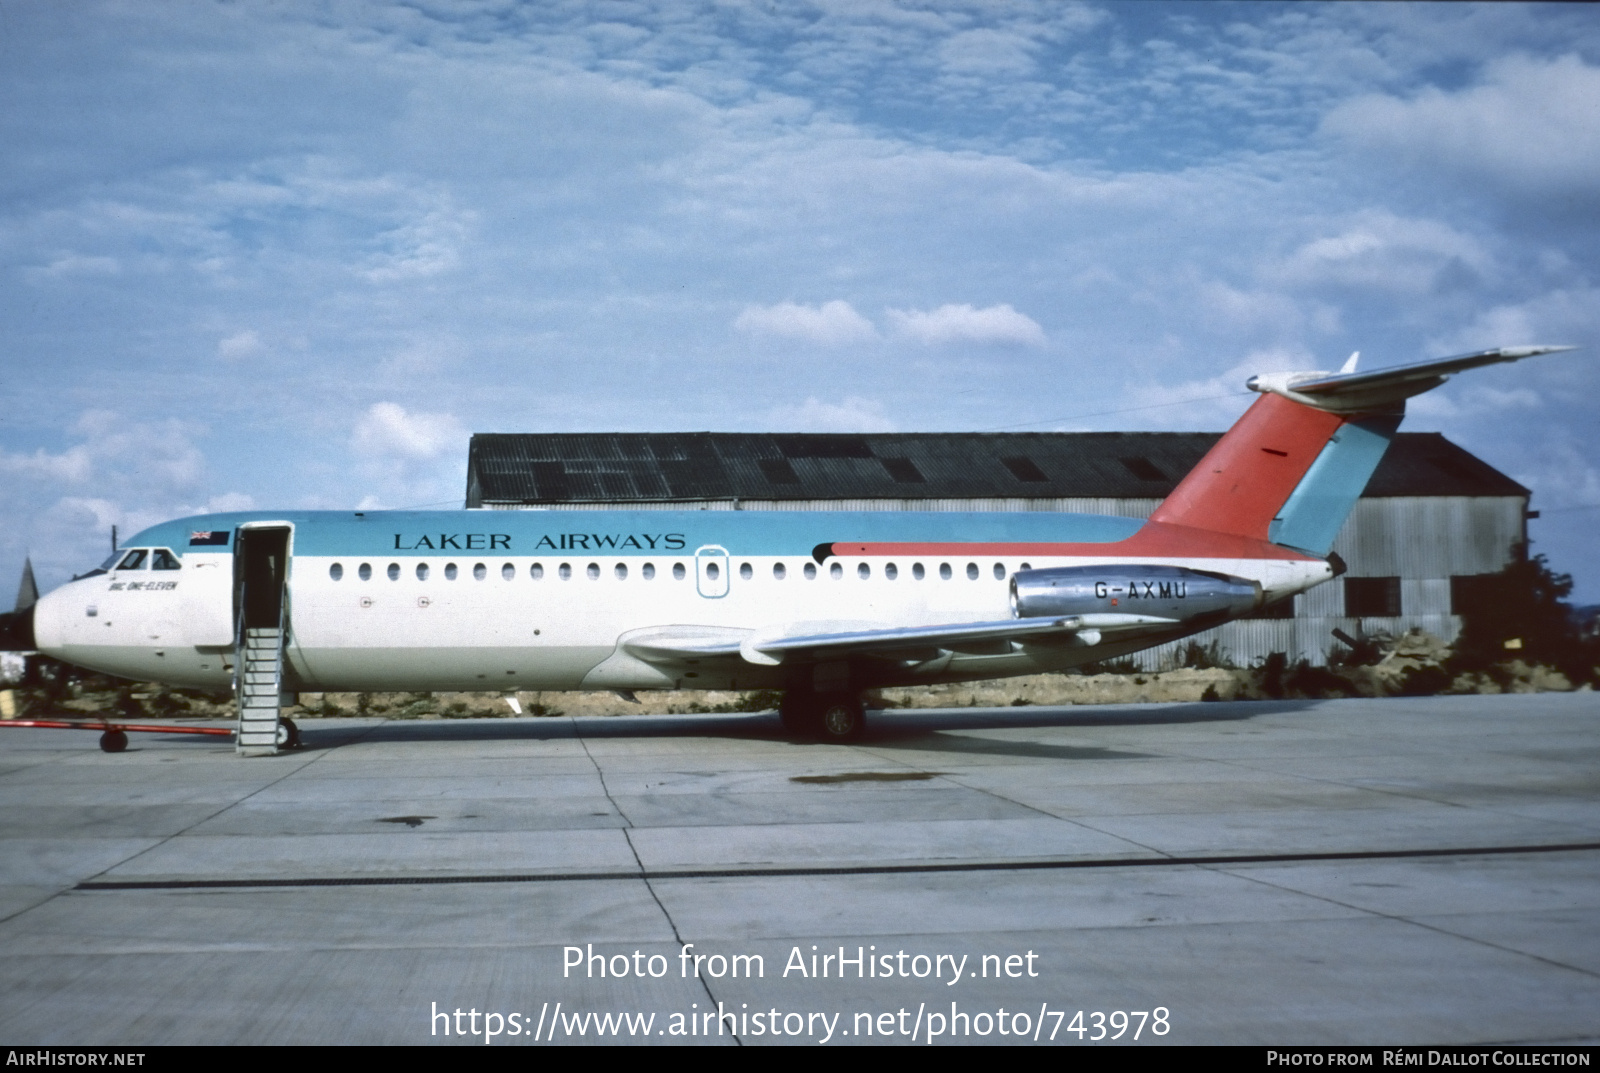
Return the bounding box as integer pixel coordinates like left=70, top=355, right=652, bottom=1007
left=779, top=690, right=865, bottom=742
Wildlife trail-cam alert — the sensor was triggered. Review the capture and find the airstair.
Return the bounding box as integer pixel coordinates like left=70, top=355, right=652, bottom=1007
left=233, top=526, right=292, bottom=755
left=236, top=624, right=284, bottom=752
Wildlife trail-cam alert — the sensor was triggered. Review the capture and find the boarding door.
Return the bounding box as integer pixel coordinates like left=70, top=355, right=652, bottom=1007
left=695, top=545, right=730, bottom=599
left=233, top=525, right=292, bottom=754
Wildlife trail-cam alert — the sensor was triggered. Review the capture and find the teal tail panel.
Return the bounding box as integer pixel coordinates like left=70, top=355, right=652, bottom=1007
left=1267, top=413, right=1402, bottom=556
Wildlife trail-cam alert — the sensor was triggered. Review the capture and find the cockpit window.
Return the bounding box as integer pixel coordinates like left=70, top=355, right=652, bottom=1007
left=151, top=549, right=181, bottom=570
left=116, top=550, right=148, bottom=570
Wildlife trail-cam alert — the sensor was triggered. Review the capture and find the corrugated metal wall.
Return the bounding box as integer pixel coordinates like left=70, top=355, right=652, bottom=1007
left=1136, top=494, right=1526, bottom=668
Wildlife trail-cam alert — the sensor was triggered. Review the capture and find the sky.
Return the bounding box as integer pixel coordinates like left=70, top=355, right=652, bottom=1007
left=2, top=1, right=1598, bottom=600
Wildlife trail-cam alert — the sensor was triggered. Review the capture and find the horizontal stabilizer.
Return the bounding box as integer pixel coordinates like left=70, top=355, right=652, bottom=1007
left=1248, top=345, right=1576, bottom=413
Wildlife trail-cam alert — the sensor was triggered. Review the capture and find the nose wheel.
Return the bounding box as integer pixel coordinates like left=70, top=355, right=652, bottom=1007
left=276, top=717, right=301, bottom=750
left=98, top=729, right=128, bottom=753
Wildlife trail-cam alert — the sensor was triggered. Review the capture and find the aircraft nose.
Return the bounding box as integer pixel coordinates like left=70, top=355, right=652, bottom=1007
left=0, top=603, right=35, bottom=652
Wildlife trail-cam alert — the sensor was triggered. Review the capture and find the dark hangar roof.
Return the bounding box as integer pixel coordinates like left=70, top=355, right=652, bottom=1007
left=465, top=432, right=1529, bottom=507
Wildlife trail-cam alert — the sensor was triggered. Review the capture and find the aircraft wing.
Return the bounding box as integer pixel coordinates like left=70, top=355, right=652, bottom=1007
left=622, top=613, right=1180, bottom=667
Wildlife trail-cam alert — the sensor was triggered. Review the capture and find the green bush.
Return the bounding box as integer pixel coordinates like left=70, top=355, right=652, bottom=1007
left=1177, top=640, right=1233, bottom=670
left=1452, top=554, right=1598, bottom=684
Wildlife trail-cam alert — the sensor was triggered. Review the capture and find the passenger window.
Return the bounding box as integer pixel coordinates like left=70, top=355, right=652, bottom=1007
left=587, top=563, right=600, bottom=580
left=445, top=563, right=458, bottom=580
left=416, top=563, right=429, bottom=581
left=559, top=563, right=572, bottom=580
left=804, top=562, right=817, bottom=580
left=830, top=563, right=843, bottom=580
left=359, top=563, right=372, bottom=581
left=151, top=549, right=181, bottom=570
left=706, top=562, right=720, bottom=580
left=913, top=563, right=925, bottom=580
left=387, top=563, right=400, bottom=581
left=672, top=563, right=686, bottom=580
left=967, top=563, right=979, bottom=580
left=939, top=563, right=951, bottom=580
left=857, top=563, right=870, bottom=580
left=330, top=563, right=344, bottom=581
left=773, top=563, right=786, bottom=580
left=117, top=550, right=148, bottom=570
left=993, top=563, right=1005, bottom=580
left=739, top=562, right=752, bottom=581
left=885, top=562, right=897, bottom=580
left=1021, top=562, right=1031, bottom=571
left=615, top=563, right=628, bottom=580
left=642, top=563, right=655, bottom=580
left=502, top=563, right=515, bottom=581
left=473, top=563, right=487, bottom=581
left=531, top=563, right=544, bottom=579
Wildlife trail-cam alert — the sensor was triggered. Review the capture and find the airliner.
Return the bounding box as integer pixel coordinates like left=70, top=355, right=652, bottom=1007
left=0, top=346, right=1575, bottom=753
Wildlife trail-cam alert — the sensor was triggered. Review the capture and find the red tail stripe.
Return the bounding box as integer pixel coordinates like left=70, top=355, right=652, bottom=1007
left=1148, top=393, right=1346, bottom=541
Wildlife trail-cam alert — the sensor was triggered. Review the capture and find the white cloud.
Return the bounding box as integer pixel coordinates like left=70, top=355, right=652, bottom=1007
left=1108, top=348, right=1311, bottom=430
left=886, top=303, right=1046, bottom=347
left=30, top=253, right=120, bottom=279
left=0, top=411, right=206, bottom=490
left=1323, top=54, right=1600, bottom=200
left=1513, top=441, right=1600, bottom=512
left=1277, top=212, right=1490, bottom=294
left=0, top=444, right=92, bottom=483
left=1429, top=287, right=1598, bottom=359
left=1409, top=385, right=1542, bottom=421
left=733, top=300, right=877, bottom=345
left=361, top=204, right=474, bottom=282
left=1196, top=280, right=1327, bottom=337
left=351, top=402, right=463, bottom=460
left=72, top=411, right=206, bottom=489
left=939, top=30, right=1039, bottom=76
left=217, top=330, right=266, bottom=361
left=46, top=497, right=126, bottom=537
left=767, top=396, right=896, bottom=433
left=203, top=491, right=257, bottom=513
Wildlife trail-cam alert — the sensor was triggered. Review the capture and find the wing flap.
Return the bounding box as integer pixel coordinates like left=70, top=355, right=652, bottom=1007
left=620, top=614, right=1180, bottom=668
left=618, top=613, right=1182, bottom=669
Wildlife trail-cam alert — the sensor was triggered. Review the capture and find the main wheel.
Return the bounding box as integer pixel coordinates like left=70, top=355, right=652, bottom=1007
left=99, top=729, right=128, bottom=753
left=276, top=717, right=301, bottom=749
left=817, top=693, right=864, bottom=741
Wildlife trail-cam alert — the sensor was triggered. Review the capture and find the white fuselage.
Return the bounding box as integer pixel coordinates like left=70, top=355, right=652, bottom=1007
left=32, top=510, right=1333, bottom=694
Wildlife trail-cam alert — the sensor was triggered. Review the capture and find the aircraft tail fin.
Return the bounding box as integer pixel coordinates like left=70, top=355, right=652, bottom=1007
left=1149, top=345, right=1575, bottom=557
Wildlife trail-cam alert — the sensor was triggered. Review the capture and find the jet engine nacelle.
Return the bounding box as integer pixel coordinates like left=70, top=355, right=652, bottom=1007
left=1010, top=565, right=1262, bottom=622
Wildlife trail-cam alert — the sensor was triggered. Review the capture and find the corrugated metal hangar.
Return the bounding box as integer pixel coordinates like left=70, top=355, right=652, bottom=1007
left=465, top=432, right=1530, bottom=668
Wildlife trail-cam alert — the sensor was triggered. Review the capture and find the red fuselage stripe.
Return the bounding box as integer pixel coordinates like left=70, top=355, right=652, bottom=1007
left=826, top=521, right=1320, bottom=562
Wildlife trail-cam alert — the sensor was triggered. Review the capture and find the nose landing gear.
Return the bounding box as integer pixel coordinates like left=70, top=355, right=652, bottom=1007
left=276, top=717, right=301, bottom=750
